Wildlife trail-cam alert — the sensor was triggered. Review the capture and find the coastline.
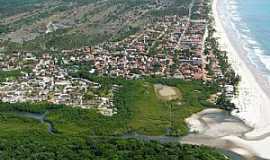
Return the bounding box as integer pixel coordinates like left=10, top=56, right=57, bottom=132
left=212, top=0, right=270, bottom=159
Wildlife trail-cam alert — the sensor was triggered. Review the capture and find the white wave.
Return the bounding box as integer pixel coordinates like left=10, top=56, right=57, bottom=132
left=232, top=15, right=241, bottom=22
left=229, top=3, right=238, bottom=10
left=257, top=53, right=270, bottom=72
left=229, top=20, right=241, bottom=39
left=247, top=39, right=259, bottom=46
left=241, top=34, right=248, bottom=39
left=228, top=0, right=238, bottom=5
left=241, top=27, right=251, bottom=34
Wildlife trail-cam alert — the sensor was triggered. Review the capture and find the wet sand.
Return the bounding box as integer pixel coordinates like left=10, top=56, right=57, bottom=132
left=184, top=108, right=259, bottom=159
left=124, top=108, right=263, bottom=159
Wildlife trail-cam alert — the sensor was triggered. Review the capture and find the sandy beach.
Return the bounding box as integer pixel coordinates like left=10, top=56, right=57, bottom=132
left=183, top=109, right=256, bottom=159
left=201, top=0, right=270, bottom=159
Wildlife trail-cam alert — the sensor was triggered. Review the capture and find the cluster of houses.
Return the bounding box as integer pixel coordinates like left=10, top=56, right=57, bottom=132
left=0, top=52, right=117, bottom=116
left=58, top=14, right=208, bottom=80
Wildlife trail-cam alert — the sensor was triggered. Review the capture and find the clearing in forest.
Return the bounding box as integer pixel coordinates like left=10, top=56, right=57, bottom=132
left=154, top=84, right=181, bottom=101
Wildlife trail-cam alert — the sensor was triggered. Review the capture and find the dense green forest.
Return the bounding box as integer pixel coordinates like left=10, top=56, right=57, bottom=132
left=0, top=132, right=227, bottom=160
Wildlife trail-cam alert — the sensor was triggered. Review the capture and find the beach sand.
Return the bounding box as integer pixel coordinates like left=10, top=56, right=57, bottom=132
left=184, top=108, right=268, bottom=159
left=199, top=0, right=270, bottom=159
left=183, top=109, right=256, bottom=159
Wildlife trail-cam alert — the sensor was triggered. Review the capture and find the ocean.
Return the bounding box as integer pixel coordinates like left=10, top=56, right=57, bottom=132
left=218, top=0, right=270, bottom=82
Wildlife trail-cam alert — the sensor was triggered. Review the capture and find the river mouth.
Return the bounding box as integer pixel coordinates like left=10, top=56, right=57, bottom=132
left=183, top=108, right=269, bottom=160
left=121, top=108, right=254, bottom=159
left=12, top=108, right=265, bottom=159
left=13, top=108, right=264, bottom=159
left=15, top=111, right=56, bottom=134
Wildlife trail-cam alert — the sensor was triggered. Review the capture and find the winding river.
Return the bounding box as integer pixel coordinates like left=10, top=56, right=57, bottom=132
left=15, top=111, right=55, bottom=134
left=15, top=109, right=265, bottom=160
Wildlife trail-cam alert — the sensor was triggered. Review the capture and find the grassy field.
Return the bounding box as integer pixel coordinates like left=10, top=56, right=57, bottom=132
left=128, top=79, right=217, bottom=135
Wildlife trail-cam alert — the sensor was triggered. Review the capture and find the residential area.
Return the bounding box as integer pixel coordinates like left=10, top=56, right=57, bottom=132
left=0, top=0, right=225, bottom=115
left=0, top=52, right=117, bottom=116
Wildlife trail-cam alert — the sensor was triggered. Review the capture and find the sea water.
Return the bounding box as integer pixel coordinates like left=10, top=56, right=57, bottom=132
left=223, top=0, right=270, bottom=82
left=218, top=0, right=270, bottom=83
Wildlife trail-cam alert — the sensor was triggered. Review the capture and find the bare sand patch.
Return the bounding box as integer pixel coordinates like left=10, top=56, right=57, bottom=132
left=154, top=84, right=181, bottom=101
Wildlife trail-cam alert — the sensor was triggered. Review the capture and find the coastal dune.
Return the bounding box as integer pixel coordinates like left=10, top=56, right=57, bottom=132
left=212, top=0, right=270, bottom=159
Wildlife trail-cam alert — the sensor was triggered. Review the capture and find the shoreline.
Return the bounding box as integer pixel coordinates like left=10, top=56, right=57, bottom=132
left=213, top=0, right=270, bottom=136
left=212, top=0, right=270, bottom=159
left=183, top=108, right=257, bottom=159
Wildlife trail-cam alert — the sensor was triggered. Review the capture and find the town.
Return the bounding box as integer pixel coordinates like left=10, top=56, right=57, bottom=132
left=61, top=15, right=210, bottom=80
left=0, top=0, right=226, bottom=116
